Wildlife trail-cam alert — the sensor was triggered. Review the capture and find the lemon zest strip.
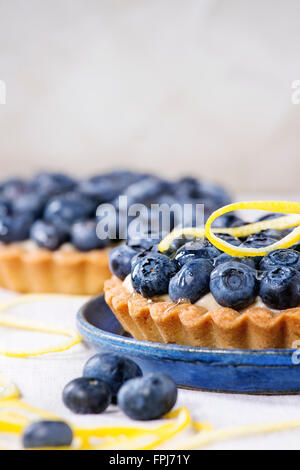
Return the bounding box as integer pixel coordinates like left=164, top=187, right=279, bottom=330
left=172, top=418, right=300, bottom=450
left=77, top=407, right=192, bottom=450
left=0, top=399, right=193, bottom=451
left=1, top=398, right=300, bottom=450
left=158, top=201, right=300, bottom=257
left=159, top=214, right=300, bottom=253
left=0, top=296, right=82, bottom=358
left=205, top=201, right=300, bottom=257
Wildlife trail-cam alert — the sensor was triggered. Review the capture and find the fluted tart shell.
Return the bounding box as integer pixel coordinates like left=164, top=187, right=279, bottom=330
left=104, top=276, right=300, bottom=349
left=0, top=243, right=111, bottom=295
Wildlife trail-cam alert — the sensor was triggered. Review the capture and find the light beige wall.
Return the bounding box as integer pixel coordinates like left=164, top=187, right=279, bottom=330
left=0, top=0, right=300, bottom=192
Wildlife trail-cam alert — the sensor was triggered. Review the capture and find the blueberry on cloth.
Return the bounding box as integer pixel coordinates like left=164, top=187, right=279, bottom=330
left=117, top=372, right=177, bottom=421
left=83, top=353, right=142, bottom=401
left=174, top=241, right=221, bottom=268
left=109, top=245, right=139, bottom=280
left=0, top=215, right=32, bottom=243
left=169, top=259, right=213, bottom=304
left=259, top=266, right=300, bottom=310
left=71, top=219, right=108, bottom=251
left=63, top=377, right=111, bottom=414
left=30, top=220, right=68, bottom=250
left=259, top=249, right=300, bottom=272
left=22, top=421, right=73, bottom=448
left=214, top=253, right=256, bottom=270
left=210, top=262, right=258, bottom=310
left=131, top=253, right=178, bottom=297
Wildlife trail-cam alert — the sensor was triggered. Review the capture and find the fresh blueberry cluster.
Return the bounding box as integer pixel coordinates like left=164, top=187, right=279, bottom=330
left=110, top=213, right=300, bottom=311
left=0, top=172, right=231, bottom=251
left=22, top=353, right=177, bottom=448
left=63, top=353, right=177, bottom=420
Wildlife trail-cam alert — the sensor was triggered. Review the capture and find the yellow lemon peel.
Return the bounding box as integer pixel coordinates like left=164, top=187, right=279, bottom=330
left=0, top=374, right=20, bottom=400
left=0, top=398, right=194, bottom=450
left=172, top=418, right=300, bottom=450
left=0, top=295, right=83, bottom=358
left=2, top=395, right=300, bottom=450
left=159, top=201, right=300, bottom=257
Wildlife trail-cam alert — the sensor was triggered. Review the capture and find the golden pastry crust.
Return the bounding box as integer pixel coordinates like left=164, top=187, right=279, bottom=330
left=104, top=276, right=300, bottom=349
left=0, top=243, right=111, bottom=295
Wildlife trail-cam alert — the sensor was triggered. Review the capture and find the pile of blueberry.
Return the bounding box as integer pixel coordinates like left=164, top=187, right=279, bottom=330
left=22, top=353, right=177, bottom=449
left=0, top=171, right=230, bottom=251
left=110, top=213, right=300, bottom=311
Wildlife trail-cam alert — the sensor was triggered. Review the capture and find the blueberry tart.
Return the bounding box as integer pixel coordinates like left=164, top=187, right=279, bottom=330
left=105, top=227, right=300, bottom=349
left=0, top=172, right=230, bottom=294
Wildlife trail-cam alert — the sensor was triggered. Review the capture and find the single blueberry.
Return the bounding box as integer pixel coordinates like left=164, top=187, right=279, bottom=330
left=44, top=192, right=95, bottom=225
left=211, top=213, right=243, bottom=229
left=160, top=234, right=196, bottom=257
left=174, top=177, right=231, bottom=207
left=256, top=213, right=283, bottom=222
left=71, top=219, right=108, bottom=251
left=174, top=241, right=221, bottom=268
left=117, top=373, right=177, bottom=421
left=210, top=262, right=258, bottom=310
left=246, top=232, right=281, bottom=243
left=83, top=353, right=142, bottom=401
left=216, top=233, right=241, bottom=246
left=30, top=220, right=69, bottom=250
left=78, top=176, right=121, bottom=203
left=196, top=180, right=232, bottom=207
left=257, top=228, right=289, bottom=240
left=171, top=177, right=200, bottom=200
left=12, top=192, right=46, bottom=219
left=121, top=176, right=169, bottom=205
left=131, top=253, right=178, bottom=297
left=109, top=245, right=139, bottom=280
left=33, top=172, right=77, bottom=196
left=214, top=253, right=256, bottom=270
left=0, top=198, right=10, bottom=217
left=0, top=215, right=32, bottom=243
left=259, top=266, right=300, bottom=310
left=169, top=259, right=213, bottom=303
left=22, top=420, right=73, bottom=448
left=63, top=377, right=111, bottom=414
left=0, top=178, right=28, bottom=200
left=241, top=236, right=277, bottom=266
left=259, top=249, right=300, bottom=272
left=79, top=171, right=147, bottom=203
left=127, top=228, right=162, bottom=251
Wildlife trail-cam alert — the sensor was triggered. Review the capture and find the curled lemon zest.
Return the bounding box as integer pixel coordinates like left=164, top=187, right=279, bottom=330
left=0, top=398, right=194, bottom=451
left=1, top=396, right=300, bottom=450
left=158, top=201, right=300, bottom=257
left=0, top=295, right=82, bottom=358
left=205, top=201, right=300, bottom=257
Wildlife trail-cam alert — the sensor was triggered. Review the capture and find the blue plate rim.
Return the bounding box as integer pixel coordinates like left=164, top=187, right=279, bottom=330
left=77, top=296, right=297, bottom=361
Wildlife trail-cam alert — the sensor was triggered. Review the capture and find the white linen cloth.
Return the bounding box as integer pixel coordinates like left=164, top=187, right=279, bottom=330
left=0, top=292, right=300, bottom=450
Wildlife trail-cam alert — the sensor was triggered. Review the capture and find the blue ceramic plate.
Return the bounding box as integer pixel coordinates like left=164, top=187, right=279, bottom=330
left=77, top=295, right=300, bottom=394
